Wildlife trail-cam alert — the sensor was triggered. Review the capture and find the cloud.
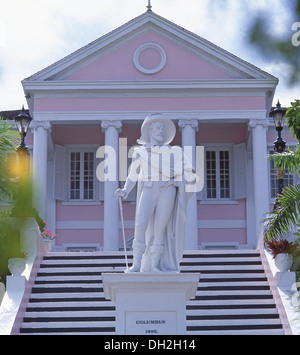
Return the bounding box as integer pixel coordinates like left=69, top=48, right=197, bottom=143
left=0, top=23, right=6, bottom=48
left=264, top=60, right=300, bottom=106
left=0, top=0, right=298, bottom=110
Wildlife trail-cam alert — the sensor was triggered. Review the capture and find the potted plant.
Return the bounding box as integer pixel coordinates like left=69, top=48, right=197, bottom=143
left=265, top=239, right=298, bottom=272
left=41, top=222, right=57, bottom=251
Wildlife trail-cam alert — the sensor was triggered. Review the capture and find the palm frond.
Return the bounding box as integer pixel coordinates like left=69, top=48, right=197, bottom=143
left=0, top=118, right=20, bottom=198
left=0, top=118, right=20, bottom=155
left=268, top=145, right=300, bottom=177
left=263, top=184, right=300, bottom=241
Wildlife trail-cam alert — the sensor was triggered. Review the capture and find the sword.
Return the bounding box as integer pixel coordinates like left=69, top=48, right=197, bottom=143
left=118, top=196, right=129, bottom=271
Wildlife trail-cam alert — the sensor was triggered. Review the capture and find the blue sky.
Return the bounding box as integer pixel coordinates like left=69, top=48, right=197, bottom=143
left=0, top=0, right=299, bottom=110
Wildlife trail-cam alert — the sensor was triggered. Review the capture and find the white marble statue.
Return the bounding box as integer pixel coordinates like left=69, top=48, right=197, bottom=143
left=115, top=113, right=199, bottom=273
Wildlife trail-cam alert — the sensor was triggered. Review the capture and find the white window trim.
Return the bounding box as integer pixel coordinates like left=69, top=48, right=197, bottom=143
left=66, top=146, right=99, bottom=203
left=202, top=144, right=233, bottom=202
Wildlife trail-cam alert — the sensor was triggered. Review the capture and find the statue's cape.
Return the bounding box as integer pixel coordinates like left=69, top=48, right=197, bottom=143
left=139, top=179, right=193, bottom=272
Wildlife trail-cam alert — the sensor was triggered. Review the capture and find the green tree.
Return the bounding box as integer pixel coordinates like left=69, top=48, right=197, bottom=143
left=0, top=118, right=20, bottom=282
left=0, top=117, right=20, bottom=197
left=248, top=1, right=300, bottom=85
left=218, top=0, right=300, bottom=85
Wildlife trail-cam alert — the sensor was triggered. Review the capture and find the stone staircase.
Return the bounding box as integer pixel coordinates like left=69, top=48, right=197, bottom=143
left=18, top=250, right=285, bottom=335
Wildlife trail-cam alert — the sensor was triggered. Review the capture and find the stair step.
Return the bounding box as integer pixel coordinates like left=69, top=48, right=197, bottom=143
left=32, top=281, right=270, bottom=289
left=20, top=323, right=115, bottom=335
left=23, top=316, right=115, bottom=323
left=36, top=265, right=265, bottom=274
left=186, top=329, right=285, bottom=335
left=26, top=303, right=115, bottom=310
left=24, top=310, right=115, bottom=318
left=31, top=286, right=104, bottom=293
left=21, top=332, right=115, bottom=335
left=39, top=260, right=266, bottom=266
left=187, top=299, right=277, bottom=306
left=186, top=318, right=282, bottom=326
left=28, top=291, right=273, bottom=301
left=34, top=274, right=268, bottom=284
left=21, top=321, right=115, bottom=328
left=186, top=323, right=283, bottom=331
left=28, top=297, right=109, bottom=303
left=186, top=308, right=278, bottom=316
left=186, top=314, right=280, bottom=320
left=30, top=284, right=271, bottom=292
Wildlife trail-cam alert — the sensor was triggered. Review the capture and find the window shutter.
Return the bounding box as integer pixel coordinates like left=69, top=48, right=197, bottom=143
left=54, top=144, right=66, bottom=201
left=99, top=181, right=105, bottom=201
left=233, top=143, right=247, bottom=200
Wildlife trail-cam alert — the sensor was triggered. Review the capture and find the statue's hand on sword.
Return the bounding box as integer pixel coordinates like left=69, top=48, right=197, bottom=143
left=115, top=188, right=128, bottom=199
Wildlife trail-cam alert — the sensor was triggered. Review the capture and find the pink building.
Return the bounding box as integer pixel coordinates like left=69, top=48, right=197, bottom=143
left=21, top=10, right=296, bottom=252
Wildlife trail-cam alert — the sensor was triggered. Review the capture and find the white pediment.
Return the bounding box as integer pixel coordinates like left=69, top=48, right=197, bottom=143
left=23, top=12, right=277, bottom=84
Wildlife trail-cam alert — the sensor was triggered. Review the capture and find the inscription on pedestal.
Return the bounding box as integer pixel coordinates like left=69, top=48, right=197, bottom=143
left=125, top=311, right=177, bottom=335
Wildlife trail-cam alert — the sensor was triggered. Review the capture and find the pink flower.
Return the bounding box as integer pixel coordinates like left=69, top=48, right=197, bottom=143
left=42, top=229, right=57, bottom=240
left=41, top=221, right=57, bottom=240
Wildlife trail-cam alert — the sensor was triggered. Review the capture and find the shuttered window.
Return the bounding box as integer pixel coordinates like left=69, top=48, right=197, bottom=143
left=69, top=150, right=95, bottom=201
left=205, top=149, right=231, bottom=200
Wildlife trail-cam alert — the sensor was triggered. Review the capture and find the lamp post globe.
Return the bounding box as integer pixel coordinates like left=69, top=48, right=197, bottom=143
left=14, top=106, right=32, bottom=152
left=270, top=100, right=287, bottom=153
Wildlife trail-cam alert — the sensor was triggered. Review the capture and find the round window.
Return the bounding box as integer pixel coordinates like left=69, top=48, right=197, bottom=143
left=133, top=43, right=167, bottom=75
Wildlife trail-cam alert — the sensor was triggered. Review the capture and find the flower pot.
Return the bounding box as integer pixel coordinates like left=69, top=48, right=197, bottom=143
left=8, top=258, right=26, bottom=276
left=274, top=253, right=293, bottom=272
left=43, top=239, right=52, bottom=251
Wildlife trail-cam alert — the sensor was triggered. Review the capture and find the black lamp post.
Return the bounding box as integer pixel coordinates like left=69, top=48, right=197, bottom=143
left=14, top=106, right=32, bottom=153
left=269, top=100, right=287, bottom=196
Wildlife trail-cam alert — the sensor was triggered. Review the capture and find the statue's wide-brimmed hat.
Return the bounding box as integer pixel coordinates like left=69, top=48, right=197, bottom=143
left=139, top=113, right=176, bottom=145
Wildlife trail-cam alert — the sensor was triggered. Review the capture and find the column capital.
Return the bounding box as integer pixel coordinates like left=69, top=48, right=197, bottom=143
left=248, top=119, right=269, bottom=130
left=30, top=120, right=52, bottom=132
left=178, top=119, right=199, bottom=132
left=101, top=120, right=122, bottom=133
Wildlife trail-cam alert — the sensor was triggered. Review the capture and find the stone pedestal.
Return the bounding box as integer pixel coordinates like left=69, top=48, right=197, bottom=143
left=6, top=276, right=25, bottom=293
left=102, top=273, right=200, bottom=335
left=276, top=271, right=297, bottom=291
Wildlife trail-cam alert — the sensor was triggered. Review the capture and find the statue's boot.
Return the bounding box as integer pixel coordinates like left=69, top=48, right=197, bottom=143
left=125, top=240, right=145, bottom=273
left=150, top=245, right=164, bottom=273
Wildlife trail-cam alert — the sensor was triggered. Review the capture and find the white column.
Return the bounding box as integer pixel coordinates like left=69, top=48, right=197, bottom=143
left=101, top=120, right=122, bottom=251
left=178, top=119, right=199, bottom=250
left=249, top=119, right=269, bottom=244
left=31, top=121, right=51, bottom=219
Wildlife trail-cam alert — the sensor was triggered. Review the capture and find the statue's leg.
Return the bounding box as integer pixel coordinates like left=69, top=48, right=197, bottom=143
left=150, top=186, right=177, bottom=272
left=153, top=186, right=177, bottom=245
left=127, top=188, right=156, bottom=273
left=125, top=240, right=146, bottom=273
left=150, top=245, right=164, bottom=272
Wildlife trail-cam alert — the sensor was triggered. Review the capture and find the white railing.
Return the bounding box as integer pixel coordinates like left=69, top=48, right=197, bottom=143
left=0, top=218, right=47, bottom=335
left=257, top=229, right=299, bottom=335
